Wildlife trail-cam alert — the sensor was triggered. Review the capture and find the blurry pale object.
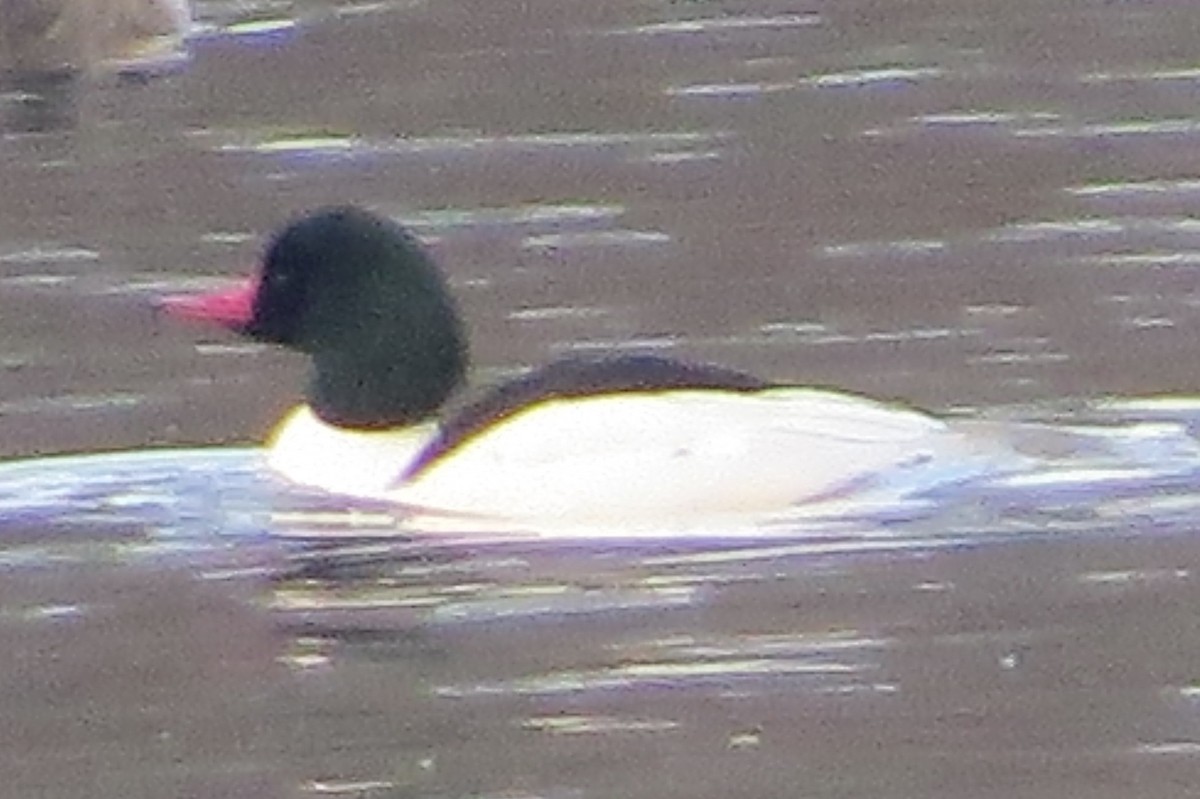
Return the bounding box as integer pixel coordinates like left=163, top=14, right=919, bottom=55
left=0, top=0, right=190, bottom=74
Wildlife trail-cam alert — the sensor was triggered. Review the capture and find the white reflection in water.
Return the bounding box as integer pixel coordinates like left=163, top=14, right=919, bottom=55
left=0, top=392, right=149, bottom=416
left=507, top=306, right=611, bottom=322
left=522, top=715, right=679, bottom=735
left=1083, top=68, right=1200, bottom=84
left=916, top=111, right=1062, bottom=128
left=668, top=67, right=943, bottom=99
left=1067, top=179, right=1200, bottom=198
left=1072, top=252, right=1200, bottom=267
left=614, top=14, right=822, bottom=36
left=435, top=631, right=895, bottom=705
left=435, top=654, right=879, bottom=699
left=210, top=130, right=729, bottom=159
left=1011, top=118, right=1200, bottom=138
left=641, top=150, right=723, bottom=164
left=1, top=401, right=1199, bottom=565
left=820, top=239, right=947, bottom=258
left=985, top=216, right=1200, bottom=242
left=399, top=204, right=625, bottom=232
left=0, top=247, right=99, bottom=265
left=522, top=230, right=672, bottom=250
left=864, top=113, right=1200, bottom=143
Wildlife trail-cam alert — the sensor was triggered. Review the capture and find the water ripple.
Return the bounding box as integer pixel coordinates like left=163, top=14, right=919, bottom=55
left=208, top=130, right=730, bottom=160
left=1066, top=179, right=1200, bottom=199
left=669, top=66, right=942, bottom=99
left=1011, top=118, right=1200, bottom=139
left=522, top=230, right=672, bottom=250
left=613, top=14, right=822, bottom=36
left=2, top=401, right=1200, bottom=566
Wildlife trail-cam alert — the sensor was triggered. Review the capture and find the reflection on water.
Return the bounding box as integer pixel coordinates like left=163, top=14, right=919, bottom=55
left=2, top=396, right=1200, bottom=562
left=0, top=69, right=79, bottom=132
left=5, top=0, right=1200, bottom=794
left=7, top=420, right=1200, bottom=796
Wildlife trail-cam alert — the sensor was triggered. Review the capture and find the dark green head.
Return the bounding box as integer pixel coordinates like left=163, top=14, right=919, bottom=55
left=247, top=206, right=469, bottom=428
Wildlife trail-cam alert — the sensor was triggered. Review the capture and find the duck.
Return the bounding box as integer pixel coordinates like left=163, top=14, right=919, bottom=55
left=0, top=0, right=190, bottom=76
left=163, top=206, right=997, bottom=535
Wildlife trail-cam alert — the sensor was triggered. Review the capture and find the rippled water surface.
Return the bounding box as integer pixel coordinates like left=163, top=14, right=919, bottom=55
left=3, top=0, right=1200, bottom=796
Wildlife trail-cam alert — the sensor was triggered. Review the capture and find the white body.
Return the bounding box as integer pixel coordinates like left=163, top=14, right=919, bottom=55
left=266, top=389, right=1003, bottom=536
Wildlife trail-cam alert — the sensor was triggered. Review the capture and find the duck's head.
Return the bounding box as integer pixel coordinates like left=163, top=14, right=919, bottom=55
left=164, top=206, right=469, bottom=429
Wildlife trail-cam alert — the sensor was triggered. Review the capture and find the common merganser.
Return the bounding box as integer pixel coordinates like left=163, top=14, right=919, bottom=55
left=164, top=206, right=987, bottom=534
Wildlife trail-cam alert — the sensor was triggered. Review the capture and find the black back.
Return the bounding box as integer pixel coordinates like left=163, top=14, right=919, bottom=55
left=401, top=353, right=774, bottom=479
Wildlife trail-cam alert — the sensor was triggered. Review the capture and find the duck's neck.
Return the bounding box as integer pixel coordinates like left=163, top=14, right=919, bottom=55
left=307, top=338, right=467, bottom=430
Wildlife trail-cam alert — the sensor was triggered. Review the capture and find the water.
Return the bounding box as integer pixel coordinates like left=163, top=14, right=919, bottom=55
left=4, top=0, right=1200, bottom=795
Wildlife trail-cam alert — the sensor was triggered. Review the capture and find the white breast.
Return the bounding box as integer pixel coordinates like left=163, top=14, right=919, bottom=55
left=265, top=389, right=1001, bottom=535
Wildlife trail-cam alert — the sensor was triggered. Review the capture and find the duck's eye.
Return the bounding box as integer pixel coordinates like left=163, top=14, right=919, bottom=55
left=267, top=270, right=292, bottom=291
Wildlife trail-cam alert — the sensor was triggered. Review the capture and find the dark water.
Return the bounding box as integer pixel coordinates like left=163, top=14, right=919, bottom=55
left=3, top=0, right=1200, bottom=796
